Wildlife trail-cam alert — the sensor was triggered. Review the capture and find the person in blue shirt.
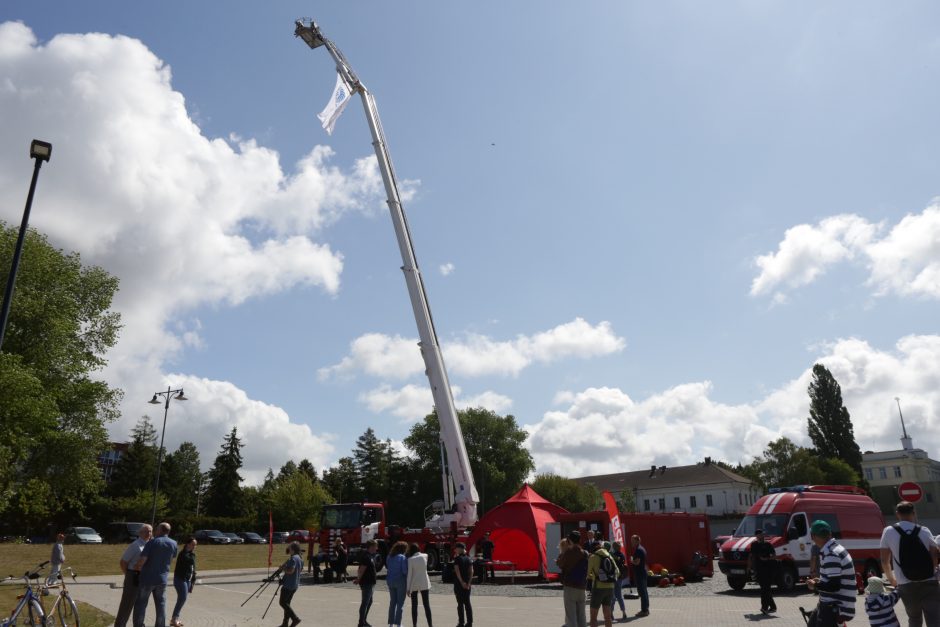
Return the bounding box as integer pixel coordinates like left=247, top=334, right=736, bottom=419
left=277, top=541, right=304, bottom=627
left=133, top=522, right=178, bottom=627
left=630, top=534, right=649, bottom=618
left=385, top=541, right=409, bottom=627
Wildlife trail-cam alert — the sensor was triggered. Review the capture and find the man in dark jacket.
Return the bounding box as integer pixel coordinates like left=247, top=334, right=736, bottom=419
left=557, top=531, right=589, bottom=627
left=750, top=528, right=777, bottom=614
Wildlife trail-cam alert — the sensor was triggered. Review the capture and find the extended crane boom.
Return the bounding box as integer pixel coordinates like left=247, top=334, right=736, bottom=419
left=295, top=19, right=479, bottom=529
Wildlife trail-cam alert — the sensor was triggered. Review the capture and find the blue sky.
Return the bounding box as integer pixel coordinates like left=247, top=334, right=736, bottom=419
left=2, top=1, right=940, bottom=483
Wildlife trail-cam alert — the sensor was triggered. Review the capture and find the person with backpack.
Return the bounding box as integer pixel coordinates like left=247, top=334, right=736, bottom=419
left=556, top=530, right=589, bottom=627
left=586, top=541, right=619, bottom=627
left=879, top=501, right=940, bottom=627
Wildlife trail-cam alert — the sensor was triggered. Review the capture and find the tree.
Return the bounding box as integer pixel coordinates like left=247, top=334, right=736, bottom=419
left=269, top=472, right=332, bottom=530
left=807, top=364, right=863, bottom=476
left=618, top=488, right=637, bottom=514
left=0, top=223, right=122, bottom=527
left=353, top=428, right=389, bottom=502
left=530, top=473, right=599, bottom=513
left=321, top=457, right=359, bottom=504
left=297, top=459, right=318, bottom=484
left=162, top=441, right=202, bottom=515
left=276, top=460, right=298, bottom=482
left=204, top=427, right=244, bottom=517
left=740, top=437, right=826, bottom=490
left=108, top=417, right=159, bottom=500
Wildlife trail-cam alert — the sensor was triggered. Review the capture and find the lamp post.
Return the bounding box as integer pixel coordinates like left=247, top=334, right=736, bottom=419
left=148, top=386, right=187, bottom=525
left=0, top=139, right=52, bottom=351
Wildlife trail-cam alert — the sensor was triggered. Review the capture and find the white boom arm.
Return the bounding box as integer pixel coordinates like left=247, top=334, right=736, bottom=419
left=295, top=20, right=479, bottom=529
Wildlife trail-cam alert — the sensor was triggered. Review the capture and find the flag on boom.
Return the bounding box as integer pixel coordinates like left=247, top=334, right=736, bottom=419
left=318, top=72, right=353, bottom=135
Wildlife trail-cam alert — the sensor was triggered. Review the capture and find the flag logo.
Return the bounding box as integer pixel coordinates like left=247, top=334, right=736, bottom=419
left=318, top=73, right=353, bottom=135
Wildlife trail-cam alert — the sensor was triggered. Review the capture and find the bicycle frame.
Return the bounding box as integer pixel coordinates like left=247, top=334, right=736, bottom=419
left=43, top=566, right=79, bottom=626
left=1, top=561, right=48, bottom=627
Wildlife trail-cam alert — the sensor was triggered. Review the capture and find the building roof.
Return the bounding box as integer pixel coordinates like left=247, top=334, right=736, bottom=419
left=574, top=462, right=753, bottom=493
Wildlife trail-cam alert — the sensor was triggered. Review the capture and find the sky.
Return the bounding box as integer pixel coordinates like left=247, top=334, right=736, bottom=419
left=2, top=2, right=940, bottom=486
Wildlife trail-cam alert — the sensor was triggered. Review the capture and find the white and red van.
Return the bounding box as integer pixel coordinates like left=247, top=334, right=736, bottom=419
left=717, top=485, right=885, bottom=591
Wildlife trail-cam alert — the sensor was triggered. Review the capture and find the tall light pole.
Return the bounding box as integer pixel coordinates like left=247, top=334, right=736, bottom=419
left=0, top=139, right=52, bottom=351
left=148, top=386, right=187, bottom=525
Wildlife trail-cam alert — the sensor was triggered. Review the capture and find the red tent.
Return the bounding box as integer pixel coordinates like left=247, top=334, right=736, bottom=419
left=466, top=484, right=569, bottom=574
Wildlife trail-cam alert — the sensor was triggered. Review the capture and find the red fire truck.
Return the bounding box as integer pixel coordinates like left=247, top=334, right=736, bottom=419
left=717, top=485, right=886, bottom=591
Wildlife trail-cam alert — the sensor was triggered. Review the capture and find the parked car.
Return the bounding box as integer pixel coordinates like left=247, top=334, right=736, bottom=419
left=222, top=532, right=244, bottom=544
left=64, top=526, right=103, bottom=544
left=237, top=532, right=267, bottom=544
left=106, top=522, right=146, bottom=544
left=193, top=529, right=231, bottom=545
left=287, top=529, right=310, bottom=543
left=271, top=531, right=289, bottom=544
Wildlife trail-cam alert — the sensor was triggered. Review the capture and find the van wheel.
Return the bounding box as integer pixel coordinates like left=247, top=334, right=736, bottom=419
left=777, top=565, right=797, bottom=592
left=426, top=548, right=440, bottom=572
left=727, top=575, right=746, bottom=591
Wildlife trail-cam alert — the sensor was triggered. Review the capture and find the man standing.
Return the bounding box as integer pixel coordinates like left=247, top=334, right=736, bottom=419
left=556, top=530, right=589, bottom=627
left=278, top=542, right=303, bottom=627
left=587, top=541, right=618, bottom=627
left=880, top=500, right=940, bottom=626
left=133, top=522, right=178, bottom=627
left=807, top=520, right=856, bottom=626
left=47, top=533, right=65, bottom=586
left=630, top=535, right=650, bottom=618
left=750, top=528, right=777, bottom=614
left=452, top=542, right=473, bottom=627
left=479, top=531, right=496, bottom=583
left=354, top=539, right=378, bottom=627
left=115, top=524, right=152, bottom=627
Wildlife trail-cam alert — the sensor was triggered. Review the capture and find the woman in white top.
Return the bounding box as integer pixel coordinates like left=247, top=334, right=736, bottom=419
left=406, top=543, right=433, bottom=627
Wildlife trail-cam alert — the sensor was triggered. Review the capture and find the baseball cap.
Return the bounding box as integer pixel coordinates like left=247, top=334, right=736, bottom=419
left=810, top=520, right=831, bottom=535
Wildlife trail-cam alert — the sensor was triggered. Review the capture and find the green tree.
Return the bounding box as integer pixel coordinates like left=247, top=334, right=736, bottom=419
left=321, top=457, right=359, bottom=504
left=277, top=460, right=298, bottom=482
left=618, top=488, right=637, bottom=514
left=108, top=417, right=159, bottom=499
left=297, top=459, right=318, bottom=484
left=162, top=441, right=202, bottom=515
left=0, top=224, right=122, bottom=527
left=353, top=428, right=389, bottom=501
left=204, top=427, right=244, bottom=517
left=740, top=437, right=826, bottom=490
left=270, top=471, right=332, bottom=530
left=807, top=364, right=864, bottom=478
left=530, top=473, right=599, bottom=513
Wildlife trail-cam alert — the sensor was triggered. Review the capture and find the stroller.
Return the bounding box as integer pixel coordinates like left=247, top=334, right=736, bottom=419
left=799, top=603, right=847, bottom=627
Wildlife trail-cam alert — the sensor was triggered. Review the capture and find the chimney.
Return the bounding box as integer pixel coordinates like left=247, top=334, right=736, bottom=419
left=649, top=465, right=657, bottom=478
left=704, top=457, right=712, bottom=466
left=659, top=465, right=667, bottom=475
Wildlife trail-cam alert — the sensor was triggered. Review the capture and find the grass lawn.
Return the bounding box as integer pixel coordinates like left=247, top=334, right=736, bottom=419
left=0, top=585, right=113, bottom=626
left=0, top=543, right=277, bottom=578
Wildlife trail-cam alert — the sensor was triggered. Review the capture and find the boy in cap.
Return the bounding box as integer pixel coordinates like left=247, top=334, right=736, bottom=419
left=865, top=576, right=901, bottom=627
left=807, top=520, right=856, bottom=626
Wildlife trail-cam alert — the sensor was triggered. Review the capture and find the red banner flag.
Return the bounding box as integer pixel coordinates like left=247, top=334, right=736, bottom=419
left=602, top=491, right=625, bottom=547
left=267, top=510, right=274, bottom=568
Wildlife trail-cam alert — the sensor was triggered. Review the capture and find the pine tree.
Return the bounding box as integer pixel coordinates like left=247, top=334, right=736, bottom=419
left=161, top=441, right=201, bottom=515
left=204, top=427, right=244, bottom=517
left=297, top=459, right=318, bottom=484
left=353, top=428, right=389, bottom=501
left=108, top=417, right=159, bottom=499
left=807, top=364, right=863, bottom=476
left=322, top=457, right=359, bottom=503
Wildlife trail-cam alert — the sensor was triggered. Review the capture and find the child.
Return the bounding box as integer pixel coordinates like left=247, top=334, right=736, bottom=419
left=864, top=576, right=900, bottom=627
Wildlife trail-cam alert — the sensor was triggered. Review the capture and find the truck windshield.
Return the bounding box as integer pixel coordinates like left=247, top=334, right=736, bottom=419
left=321, top=507, right=363, bottom=529
left=733, top=514, right=788, bottom=537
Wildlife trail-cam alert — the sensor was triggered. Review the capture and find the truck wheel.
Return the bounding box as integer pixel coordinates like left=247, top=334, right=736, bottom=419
left=426, top=548, right=440, bottom=572
left=777, top=564, right=797, bottom=592
left=727, top=575, right=746, bottom=591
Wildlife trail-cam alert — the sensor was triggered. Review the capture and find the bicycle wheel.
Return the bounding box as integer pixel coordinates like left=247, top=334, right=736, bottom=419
left=13, top=599, right=44, bottom=626
left=53, top=596, right=79, bottom=627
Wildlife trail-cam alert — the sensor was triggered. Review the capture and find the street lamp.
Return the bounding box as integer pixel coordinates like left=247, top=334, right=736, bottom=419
left=147, top=386, right=187, bottom=525
left=0, top=139, right=52, bottom=350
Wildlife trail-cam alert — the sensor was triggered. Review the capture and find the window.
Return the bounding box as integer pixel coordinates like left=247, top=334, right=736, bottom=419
left=643, top=499, right=650, bottom=512
left=927, top=493, right=934, bottom=504
left=674, top=497, right=681, bottom=509
left=789, top=513, right=808, bottom=538
left=808, top=513, right=842, bottom=538
left=864, top=468, right=873, bottom=480
left=879, top=467, right=887, bottom=479
left=690, top=495, right=697, bottom=507
left=739, top=493, right=743, bottom=505
left=893, top=466, right=902, bottom=478
left=659, top=498, right=666, bottom=510
left=706, top=494, right=714, bottom=507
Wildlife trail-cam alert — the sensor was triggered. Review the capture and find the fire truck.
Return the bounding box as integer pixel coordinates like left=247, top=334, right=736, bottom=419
left=294, top=19, right=480, bottom=573
left=717, top=485, right=886, bottom=591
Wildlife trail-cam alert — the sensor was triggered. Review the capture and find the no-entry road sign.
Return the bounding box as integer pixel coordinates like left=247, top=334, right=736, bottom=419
left=898, top=481, right=923, bottom=503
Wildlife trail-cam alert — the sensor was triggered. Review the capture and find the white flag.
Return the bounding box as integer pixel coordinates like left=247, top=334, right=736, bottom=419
left=317, top=73, right=353, bottom=135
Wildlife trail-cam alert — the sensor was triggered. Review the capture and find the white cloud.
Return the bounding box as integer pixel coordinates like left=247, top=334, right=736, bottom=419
left=751, top=200, right=940, bottom=301
left=359, top=383, right=513, bottom=422
left=526, top=334, right=940, bottom=478
left=0, top=22, right=385, bottom=481
left=319, top=317, right=626, bottom=381
left=439, top=262, right=455, bottom=276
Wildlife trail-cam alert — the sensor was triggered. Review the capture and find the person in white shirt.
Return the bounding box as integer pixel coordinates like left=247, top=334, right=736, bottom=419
left=880, top=501, right=940, bottom=627
left=405, top=543, right=432, bottom=627
left=114, top=524, right=153, bottom=627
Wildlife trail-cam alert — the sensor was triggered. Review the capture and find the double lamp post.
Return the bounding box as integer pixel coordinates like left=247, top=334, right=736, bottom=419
left=148, top=386, right=187, bottom=526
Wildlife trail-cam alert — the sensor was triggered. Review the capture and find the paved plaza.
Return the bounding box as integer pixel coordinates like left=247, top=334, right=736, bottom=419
left=55, top=568, right=913, bottom=627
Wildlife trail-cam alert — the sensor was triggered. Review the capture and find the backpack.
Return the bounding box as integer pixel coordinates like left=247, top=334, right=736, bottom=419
left=597, top=553, right=618, bottom=583
left=893, top=523, right=934, bottom=581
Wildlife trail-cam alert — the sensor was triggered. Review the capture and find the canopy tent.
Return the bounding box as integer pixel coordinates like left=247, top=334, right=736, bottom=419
left=466, top=484, right=569, bottom=574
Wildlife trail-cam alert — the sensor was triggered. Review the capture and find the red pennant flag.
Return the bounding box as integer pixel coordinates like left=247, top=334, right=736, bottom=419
left=603, top=491, right=625, bottom=547
left=267, top=510, right=274, bottom=567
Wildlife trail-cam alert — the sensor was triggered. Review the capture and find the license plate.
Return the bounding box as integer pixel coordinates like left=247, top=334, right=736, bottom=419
left=730, top=569, right=745, bottom=575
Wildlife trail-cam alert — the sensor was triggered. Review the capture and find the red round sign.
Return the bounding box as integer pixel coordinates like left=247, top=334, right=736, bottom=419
left=898, top=481, right=924, bottom=503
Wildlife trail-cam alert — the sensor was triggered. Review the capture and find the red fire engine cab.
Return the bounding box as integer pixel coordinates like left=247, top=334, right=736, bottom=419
left=717, top=485, right=885, bottom=591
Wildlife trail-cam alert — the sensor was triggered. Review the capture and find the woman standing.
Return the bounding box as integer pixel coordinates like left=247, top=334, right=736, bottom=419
left=170, top=536, right=197, bottom=627
left=609, top=540, right=628, bottom=622
left=386, top=541, right=409, bottom=627
left=332, top=538, right=348, bottom=582
left=406, top=543, right=432, bottom=627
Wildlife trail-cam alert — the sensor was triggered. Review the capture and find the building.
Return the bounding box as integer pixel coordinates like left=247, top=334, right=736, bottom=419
left=861, top=429, right=940, bottom=517
left=97, top=442, right=128, bottom=485
left=575, top=458, right=759, bottom=516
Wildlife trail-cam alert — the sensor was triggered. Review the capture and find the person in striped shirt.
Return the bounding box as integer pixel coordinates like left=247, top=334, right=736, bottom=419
left=806, top=520, right=856, bottom=626
left=865, top=576, right=901, bottom=627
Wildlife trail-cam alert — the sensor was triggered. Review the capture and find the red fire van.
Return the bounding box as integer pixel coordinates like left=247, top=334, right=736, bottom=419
left=717, top=485, right=885, bottom=591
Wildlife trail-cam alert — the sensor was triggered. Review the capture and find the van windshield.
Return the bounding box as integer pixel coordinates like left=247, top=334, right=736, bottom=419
left=733, top=514, right=788, bottom=538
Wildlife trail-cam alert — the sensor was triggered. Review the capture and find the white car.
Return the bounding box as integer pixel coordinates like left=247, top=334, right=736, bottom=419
left=65, top=526, right=103, bottom=544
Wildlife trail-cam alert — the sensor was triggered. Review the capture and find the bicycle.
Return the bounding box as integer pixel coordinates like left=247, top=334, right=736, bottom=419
left=42, top=567, right=79, bottom=627
left=1, top=561, right=48, bottom=626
